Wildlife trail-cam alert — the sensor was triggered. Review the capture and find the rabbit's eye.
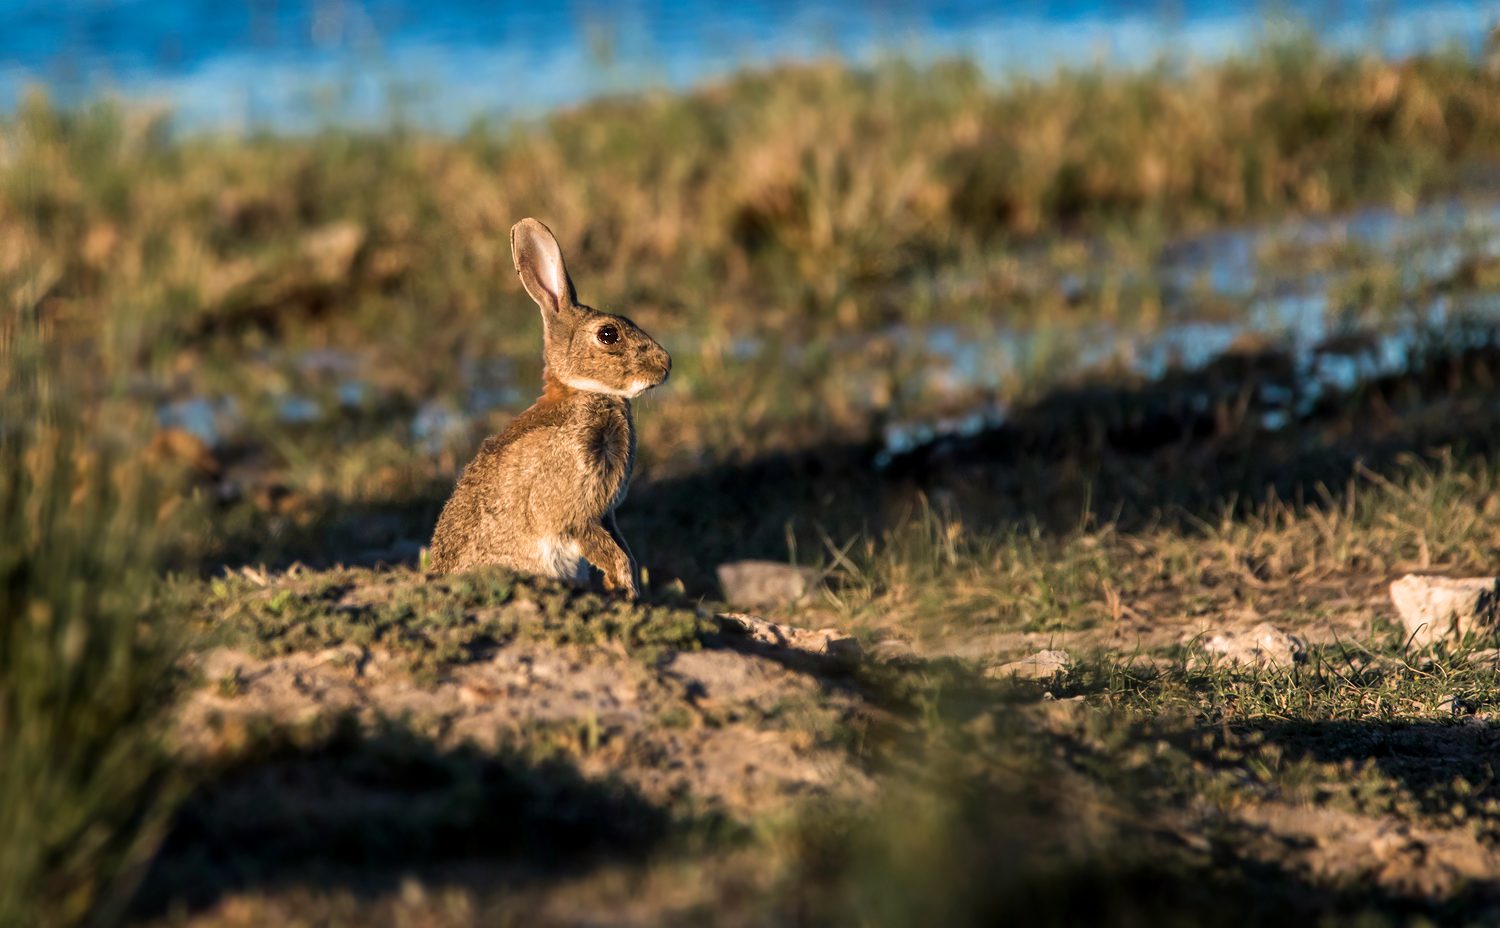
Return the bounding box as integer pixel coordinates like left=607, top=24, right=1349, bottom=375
left=596, top=324, right=620, bottom=345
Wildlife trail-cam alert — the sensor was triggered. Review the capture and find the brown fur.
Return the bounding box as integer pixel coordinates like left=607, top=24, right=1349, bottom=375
left=427, top=219, right=670, bottom=597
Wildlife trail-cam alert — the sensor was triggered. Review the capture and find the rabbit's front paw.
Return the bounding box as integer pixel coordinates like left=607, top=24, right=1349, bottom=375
left=602, top=571, right=639, bottom=600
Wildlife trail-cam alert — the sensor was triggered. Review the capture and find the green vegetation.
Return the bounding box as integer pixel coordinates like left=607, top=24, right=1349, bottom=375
left=0, top=323, right=183, bottom=927
left=824, top=452, right=1500, bottom=645
left=6, top=35, right=1500, bottom=927
left=187, top=565, right=709, bottom=677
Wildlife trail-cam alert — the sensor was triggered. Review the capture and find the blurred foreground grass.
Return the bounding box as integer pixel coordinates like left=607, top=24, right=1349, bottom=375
left=0, top=318, right=185, bottom=926
left=7, top=36, right=1500, bottom=926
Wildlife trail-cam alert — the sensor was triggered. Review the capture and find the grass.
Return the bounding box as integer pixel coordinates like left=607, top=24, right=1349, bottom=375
left=0, top=326, right=185, bottom=926
left=181, top=564, right=709, bottom=681
left=817, top=451, right=1500, bottom=647
left=8, top=33, right=1500, bottom=927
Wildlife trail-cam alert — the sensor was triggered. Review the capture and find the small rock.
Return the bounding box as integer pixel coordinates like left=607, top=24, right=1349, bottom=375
left=1389, top=574, right=1500, bottom=648
left=713, top=613, right=862, bottom=662
left=866, top=639, right=918, bottom=663
left=818, top=634, right=865, bottom=662
left=717, top=560, right=821, bottom=609
left=1467, top=648, right=1500, bottom=668
left=1197, top=622, right=1304, bottom=668
left=988, top=649, right=1074, bottom=680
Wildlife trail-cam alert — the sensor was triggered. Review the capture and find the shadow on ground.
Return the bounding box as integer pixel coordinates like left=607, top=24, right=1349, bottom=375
left=127, top=652, right=1500, bottom=925
left=632, top=339, right=1500, bottom=592
left=199, top=338, right=1500, bottom=598
left=1256, top=716, right=1500, bottom=813
left=129, top=717, right=694, bottom=919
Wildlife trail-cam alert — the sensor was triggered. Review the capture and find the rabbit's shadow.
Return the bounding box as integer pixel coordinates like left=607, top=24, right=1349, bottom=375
left=202, top=337, right=1500, bottom=596
left=623, top=338, right=1500, bottom=594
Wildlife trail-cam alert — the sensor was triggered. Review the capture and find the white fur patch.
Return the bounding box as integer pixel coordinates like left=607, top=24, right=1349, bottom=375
left=562, top=375, right=653, bottom=398
left=536, top=537, right=586, bottom=582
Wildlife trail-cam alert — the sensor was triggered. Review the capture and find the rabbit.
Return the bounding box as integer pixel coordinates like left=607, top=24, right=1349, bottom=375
left=427, top=218, right=671, bottom=598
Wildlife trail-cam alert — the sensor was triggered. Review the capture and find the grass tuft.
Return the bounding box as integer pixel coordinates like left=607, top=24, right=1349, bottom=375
left=0, top=319, right=185, bottom=927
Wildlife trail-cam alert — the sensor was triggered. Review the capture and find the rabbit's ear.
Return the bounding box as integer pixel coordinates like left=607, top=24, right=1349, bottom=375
left=511, top=218, right=577, bottom=314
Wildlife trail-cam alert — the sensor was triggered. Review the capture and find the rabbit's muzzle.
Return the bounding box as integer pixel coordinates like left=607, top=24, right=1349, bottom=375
left=629, top=341, right=671, bottom=395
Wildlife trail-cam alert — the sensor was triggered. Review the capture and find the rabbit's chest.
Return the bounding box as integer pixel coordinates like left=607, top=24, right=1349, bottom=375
left=583, top=414, right=634, bottom=504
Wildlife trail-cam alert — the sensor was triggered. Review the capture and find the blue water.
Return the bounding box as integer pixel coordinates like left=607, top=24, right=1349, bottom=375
left=871, top=196, right=1500, bottom=464
left=3, top=0, right=1498, bottom=131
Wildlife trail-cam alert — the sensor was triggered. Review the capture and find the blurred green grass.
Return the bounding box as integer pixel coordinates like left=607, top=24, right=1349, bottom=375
left=0, top=318, right=185, bottom=927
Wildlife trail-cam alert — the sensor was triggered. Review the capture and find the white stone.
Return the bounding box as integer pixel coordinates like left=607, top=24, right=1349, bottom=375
left=1389, top=575, right=1500, bottom=648
left=1198, top=622, right=1305, bottom=668
left=713, top=613, right=863, bottom=662
left=989, top=649, right=1074, bottom=680
left=717, top=560, right=822, bottom=608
